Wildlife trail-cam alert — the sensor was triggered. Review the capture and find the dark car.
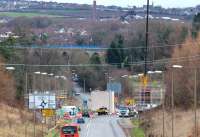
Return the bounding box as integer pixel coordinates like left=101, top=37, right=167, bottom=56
left=82, top=111, right=90, bottom=118
left=77, top=118, right=85, bottom=124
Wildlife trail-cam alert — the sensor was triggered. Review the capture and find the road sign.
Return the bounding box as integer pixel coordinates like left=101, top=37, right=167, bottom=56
left=140, top=75, right=148, bottom=87
left=42, top=109, right=55, bottom=117
left=29, top=92, right=56, bottom=109
left=107, top=82, right=122, bottom=93
left=125, top=98, right=135, bottom=105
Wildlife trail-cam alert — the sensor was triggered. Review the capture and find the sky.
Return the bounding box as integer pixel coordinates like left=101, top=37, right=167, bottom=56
left=38, top=0, right=200, bottom=8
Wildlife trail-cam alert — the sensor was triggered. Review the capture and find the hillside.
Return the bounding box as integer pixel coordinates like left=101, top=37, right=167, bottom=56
left=141, top=109, right=197, bottom=137
left=0, top=103, right=48, bottom=137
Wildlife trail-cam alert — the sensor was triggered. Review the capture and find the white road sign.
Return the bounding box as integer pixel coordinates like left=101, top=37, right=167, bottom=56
left=29, top=92, right=56, bottom=109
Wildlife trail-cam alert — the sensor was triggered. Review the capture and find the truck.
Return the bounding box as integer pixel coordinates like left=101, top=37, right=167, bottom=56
left=88, top=90, right=115, bottom=114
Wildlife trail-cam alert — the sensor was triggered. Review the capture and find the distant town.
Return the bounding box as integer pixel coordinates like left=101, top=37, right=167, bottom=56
left=0, top=0, right=198, bottom=45
left=0, top=0, right=200, bottom=21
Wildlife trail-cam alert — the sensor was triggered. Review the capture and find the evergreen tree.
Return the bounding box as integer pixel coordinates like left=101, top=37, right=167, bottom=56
left=192, top=13, right=200, bottom=38
left=90, top=52, right=101, bottom=64
left=106, top=35, right=127, bottom=68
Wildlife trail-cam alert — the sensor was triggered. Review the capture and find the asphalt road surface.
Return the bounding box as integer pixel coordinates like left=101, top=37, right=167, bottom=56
left=80, top=116, right=126, bottom=137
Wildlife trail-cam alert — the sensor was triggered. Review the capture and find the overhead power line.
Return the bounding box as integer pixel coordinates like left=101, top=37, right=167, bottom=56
left=6, top=40, right=200, bottom=51
left=2, top=54, right=200, bottom=68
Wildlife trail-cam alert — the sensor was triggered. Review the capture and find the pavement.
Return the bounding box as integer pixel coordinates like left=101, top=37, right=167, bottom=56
left=118, top=118, right=133, bottom=129
left=118, top=118, right=133, bottom=137
left=80, top=116, right=126, bottom=137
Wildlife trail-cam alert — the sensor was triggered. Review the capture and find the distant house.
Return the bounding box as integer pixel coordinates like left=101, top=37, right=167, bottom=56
left=80, top=30, right=88, bottom=36
left=67, top=28, right=75, bottom=37
left=55, top=28, right=65, bottom=34
left=0, top=19, right=8, bottom=24
left=0, top=31, right=19, bottom=40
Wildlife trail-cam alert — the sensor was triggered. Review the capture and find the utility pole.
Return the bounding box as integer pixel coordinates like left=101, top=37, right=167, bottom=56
left=171, top=70, right=174, bottom=137
left=84, top=79, right=86, bottom=93
left=144, top=0, right=150, bottom=76
left=194, top=68, right=197, bottom=137
left=162, top=72, right=165, bottom=137
left=25, top=71, right=28, bottom=137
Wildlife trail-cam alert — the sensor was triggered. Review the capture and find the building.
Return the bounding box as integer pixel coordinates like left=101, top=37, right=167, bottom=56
left=133, top=82, right=165, bottom=106
left=93, top=0, right=97, bottom=21
left=88, top=90, right=115, bottom=113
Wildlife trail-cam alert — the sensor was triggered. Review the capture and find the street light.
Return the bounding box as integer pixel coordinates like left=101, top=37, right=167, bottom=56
left=6, top=66, right=15, bottom=70
left=132, top=75, right=139, bottom=78
left=155, top=70, right=163, bottom=74
left=121, top=75, right=128, bottom=78
left=60, top=76, right=67, bottom=80
left=48, top=73, right=54, bottom=76
left=55, top=76, right=60, bottom=79
left=138, top=73, right=144, bottom=77
left=41, top=72, right=47, bottom=75
left=172, top=65, right=183, bottom=68
left=147, top=71, right=155, bottom=74
left=34, top=71, right=41, bottom=74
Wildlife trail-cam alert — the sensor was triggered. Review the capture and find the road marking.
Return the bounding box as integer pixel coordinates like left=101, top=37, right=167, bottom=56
left=109, top=117, right=126, bottom=137
left=85, top=119, right=91, bottom=137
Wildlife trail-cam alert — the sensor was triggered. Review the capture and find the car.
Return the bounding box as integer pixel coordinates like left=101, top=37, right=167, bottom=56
left=118, top=106, right=138, bottom=118
left=77, top=117, right=85, bottom=124
left=75, top=92, right=81, bottom=96
left=82, top=111, right=90, bottom=118
left=60, top=123, right=80, bottom=137
left=135, top=104, right=151, bottom=112
left=97, top=107, right=108, bottom=115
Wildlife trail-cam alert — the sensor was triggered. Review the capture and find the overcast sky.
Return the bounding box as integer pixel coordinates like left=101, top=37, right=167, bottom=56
left=38, top=0, right=200, bottom=8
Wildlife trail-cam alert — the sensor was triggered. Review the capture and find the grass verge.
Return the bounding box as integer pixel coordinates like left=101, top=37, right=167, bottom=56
left=45, top=128, right=59, bottom=137
left=131, top=119, right=145, bottom=137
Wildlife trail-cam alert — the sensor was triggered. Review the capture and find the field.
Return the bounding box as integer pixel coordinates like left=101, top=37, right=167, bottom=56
left=0, top=8, right=121, bottom=18
left=0, top=12, right=63, bottom=18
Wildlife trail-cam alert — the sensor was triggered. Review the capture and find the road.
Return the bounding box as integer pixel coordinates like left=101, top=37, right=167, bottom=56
left=80, top=116, right=126, bottom=137
left=72, top=81, right=126, bottom=137
left=72, top=81, right=90, bottom=102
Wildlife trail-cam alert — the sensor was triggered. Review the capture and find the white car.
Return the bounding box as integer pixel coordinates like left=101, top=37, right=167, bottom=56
left=75, top=92, right=81, bottom=96
left=118, top=106, right=138, bottom=117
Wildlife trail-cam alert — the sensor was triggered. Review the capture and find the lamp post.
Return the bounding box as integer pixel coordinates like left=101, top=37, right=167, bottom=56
left=153, top=70, right=164, bottom=135
left=171, top=65, right=183, bottom=137
left=154, top=70, right=164, bottom=137
left=41, top=72, right=47, bottom=93
left=33, top=71, right=41, bottom=137
left=108, top=76, right=112, bottom=114
left=194, top=68, right=197, bottom=137
left=48, top=73, right=54, bottom=92
left=41, top=72, right=48, bottom=137
left=121, top=75, right=128, bottom=99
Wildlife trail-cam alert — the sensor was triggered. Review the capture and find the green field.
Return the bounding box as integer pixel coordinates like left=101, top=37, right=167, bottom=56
left=0, top=12, right=62, bottom=18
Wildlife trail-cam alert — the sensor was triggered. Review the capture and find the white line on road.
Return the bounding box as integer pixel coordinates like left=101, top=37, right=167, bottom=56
left=109, top=117, right=127, bottom=137
left=85, top=119, right=91, bottom=137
